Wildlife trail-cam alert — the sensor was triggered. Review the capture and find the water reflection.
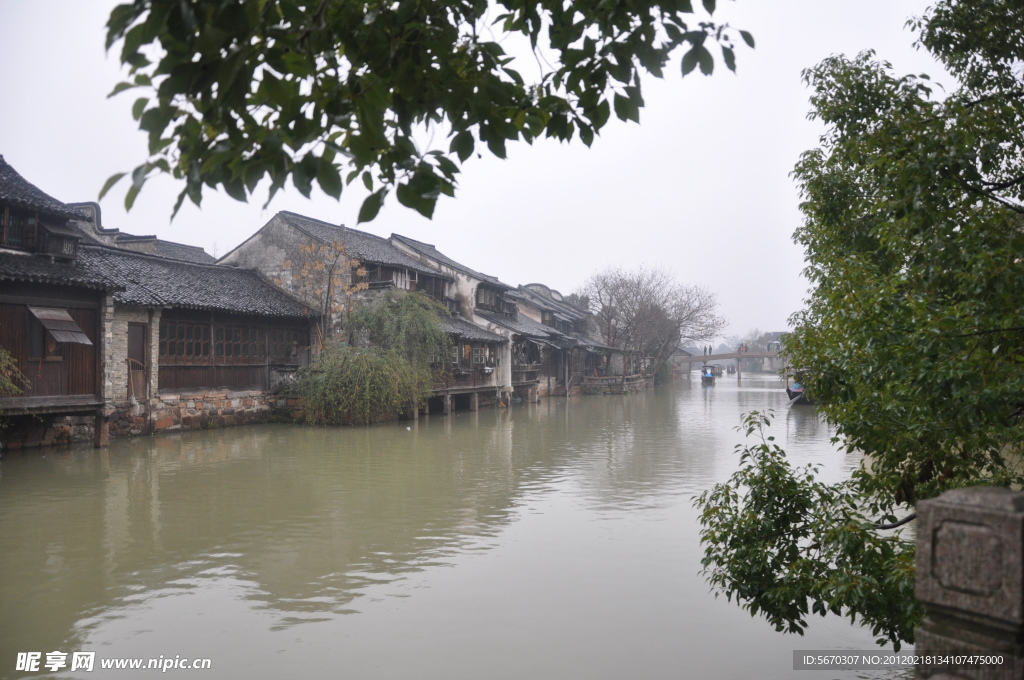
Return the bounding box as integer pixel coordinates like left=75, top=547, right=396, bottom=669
left=1, top=374, right=902, bottom=680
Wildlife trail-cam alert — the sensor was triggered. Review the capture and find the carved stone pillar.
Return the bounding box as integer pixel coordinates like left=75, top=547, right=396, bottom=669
left=915, top=487, right=1024, bottom=679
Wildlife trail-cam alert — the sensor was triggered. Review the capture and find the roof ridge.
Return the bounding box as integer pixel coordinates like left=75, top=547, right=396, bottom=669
left=80, top=242, right=234, bottom=269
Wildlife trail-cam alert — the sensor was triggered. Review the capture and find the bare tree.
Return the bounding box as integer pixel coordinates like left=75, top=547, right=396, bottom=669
left=278, top=240, right=368, bottom=349
left=578, top=266, right=724, bottom=378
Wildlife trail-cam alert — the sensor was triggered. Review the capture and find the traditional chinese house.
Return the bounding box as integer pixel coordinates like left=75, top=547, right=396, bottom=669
left=74, top=244, right=316, bottom=436
left=0, top=155, right=118, bottom=447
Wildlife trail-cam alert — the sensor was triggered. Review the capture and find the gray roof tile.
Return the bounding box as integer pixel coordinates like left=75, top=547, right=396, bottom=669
left=440, top=316, right=507, bottom=343
left=391, top=234, right=511, bottom=289
left=0, top=250, right=115, bottom=289
left=0, top=156, right=88, bottom=220
left=77, top=245, right=311, bottom=317
left=277, top=212, right=450, bottom=279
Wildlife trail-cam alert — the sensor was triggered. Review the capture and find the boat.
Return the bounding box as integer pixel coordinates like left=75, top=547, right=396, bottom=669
left=711, top=364, right=724, bottom=377
left=785, top=370, right=813, bottom=405
left=726, top=364, right=736, bottom=375
left=701, top=367, right=715, bottom=385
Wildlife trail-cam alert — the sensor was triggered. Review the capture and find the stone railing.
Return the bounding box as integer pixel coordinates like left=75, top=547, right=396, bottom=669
left=915, top=487, right=1023, bottom=679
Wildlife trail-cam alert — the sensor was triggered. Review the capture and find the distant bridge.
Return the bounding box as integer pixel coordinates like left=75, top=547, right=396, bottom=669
left=683, top=351, right=785, bottom=378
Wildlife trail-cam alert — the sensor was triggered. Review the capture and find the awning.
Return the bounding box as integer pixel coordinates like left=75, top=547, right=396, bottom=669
left=28, top=307, right=93, bottom=345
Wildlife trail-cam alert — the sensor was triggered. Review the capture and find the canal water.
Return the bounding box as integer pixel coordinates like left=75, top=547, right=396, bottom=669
left=1, top=374, right=908, bottom=679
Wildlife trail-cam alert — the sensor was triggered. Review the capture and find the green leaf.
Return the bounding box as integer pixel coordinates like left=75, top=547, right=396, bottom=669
left=317, top=159, right=343, bottom=199
left=98, top=172, right=127, bottom=200
left=681, top=47, right=700, bottom=76
left=131, top=97, right=148, bottom=121
left=722, top=46, right=736, bottom=73
left=357, top=189, right=387, bottom=224
left=739, top=30, right=755, bottom=48
left=698, top=46, right=714, bottom=75
left=450, top=130, right=475, bottom=163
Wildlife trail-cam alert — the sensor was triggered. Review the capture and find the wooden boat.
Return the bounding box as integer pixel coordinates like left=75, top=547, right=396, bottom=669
left=711, top=364, right=724, bottom=377
left=701, top=367, right=715, bottom=385
left=786, top=371, right=813, bottom=405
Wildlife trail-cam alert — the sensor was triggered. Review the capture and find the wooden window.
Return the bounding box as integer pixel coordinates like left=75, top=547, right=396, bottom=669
left=160, top=321, right=210, bottom=363
left=215, top=325, right=263, bottom=362
left=2, top=210, right=28, bottom=248
left=472, top=346, right=486, bottom=365
left=269, top=329, right=305, bottom=359
left=28, top=316, right=63, bottom=360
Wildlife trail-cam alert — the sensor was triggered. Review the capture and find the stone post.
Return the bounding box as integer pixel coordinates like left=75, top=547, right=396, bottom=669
left=93, top=409, right=109, bottom=448
left=469, top=392, right=479, bottom=412
left=915, top=487, right=1024, bottom=679
left=443, top=394, right=451, bottom=416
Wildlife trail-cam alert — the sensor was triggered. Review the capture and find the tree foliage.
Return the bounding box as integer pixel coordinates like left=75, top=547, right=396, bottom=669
left=295, top=347, right=430, bottom=425
left=345, top=289, right=452, bottom=366
left=0, top=346, right=27, bottom=399
left=697, top=0, right=1024, bottom=646
left=296, top=290, right=450, bottom=425
left=696, top=413, right=919, bottom=649
left=579, top=265, right=723, bottom=378
left=102, top=0, right=752, bottom=220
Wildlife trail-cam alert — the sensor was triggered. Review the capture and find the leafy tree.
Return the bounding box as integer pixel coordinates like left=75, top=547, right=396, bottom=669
left=346, top=289, right=452, bottom=367
left=101, top=0, right=752, bottom=220
left=295, top=347, right=430, bottom=425
left=0, top=347, right=27, bottom=399
left=579, top=265, right=723, bottom=379
left=296, top=289, right=450, bottom=425
left=697, top=0, right=1024, bottom=647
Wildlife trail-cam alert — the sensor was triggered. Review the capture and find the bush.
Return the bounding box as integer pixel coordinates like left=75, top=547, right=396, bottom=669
left=295, top=347, right=430, bottom=425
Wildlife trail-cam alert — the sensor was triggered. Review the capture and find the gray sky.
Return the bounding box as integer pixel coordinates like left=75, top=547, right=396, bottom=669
left=1, top=1, right=945, bottom=338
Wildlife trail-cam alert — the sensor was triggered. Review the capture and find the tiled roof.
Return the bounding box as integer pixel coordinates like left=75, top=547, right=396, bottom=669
left=77, top=245, right=311, bottom=317
left=515, top=284, right=588, bottom=320
left=440, top=316, right=507, bottom=343
left=0, top=250, right=115, bottom=289
left=277, top=212, right=450, bottom=279
left=391, top=234, right=511, bottom=289
left=0, top=156, right=88, bottom=220
left=476, top=310, right=563, bottom=340
left=151, top=239, right=216, bottom=264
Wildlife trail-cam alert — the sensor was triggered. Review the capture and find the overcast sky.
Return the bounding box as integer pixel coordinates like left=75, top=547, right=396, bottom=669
left=1, top=1, right=946, bottom=339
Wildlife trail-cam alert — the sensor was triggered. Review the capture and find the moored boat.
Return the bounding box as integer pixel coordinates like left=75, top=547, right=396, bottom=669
left=785, top=371, right=813, bottom=405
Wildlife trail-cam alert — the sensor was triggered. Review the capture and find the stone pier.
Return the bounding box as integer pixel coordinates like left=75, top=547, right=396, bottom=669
left=915, top=487, right=1024, bottom=679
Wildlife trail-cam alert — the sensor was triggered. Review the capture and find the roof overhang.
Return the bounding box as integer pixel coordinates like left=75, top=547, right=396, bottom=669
left=29, top=306, right=93, bottom=345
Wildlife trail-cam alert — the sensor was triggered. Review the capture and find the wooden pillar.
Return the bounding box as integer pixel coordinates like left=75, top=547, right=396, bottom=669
left=736, top=357, right=742, bottom=380
left=412, top=400, right=419, bottom=421
left=423, top=398, right=430, bottom=415
left=470, top=392, right=479, bottom=412
left=93, top=409, right=109, bottom=448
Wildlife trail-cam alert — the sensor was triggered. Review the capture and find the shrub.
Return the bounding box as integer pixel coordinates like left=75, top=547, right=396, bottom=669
left=295, top=347, right=430, bottom=426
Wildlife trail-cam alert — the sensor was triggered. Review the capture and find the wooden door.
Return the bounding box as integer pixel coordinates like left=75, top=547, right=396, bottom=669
left=127, top=323, right=147, bottom=399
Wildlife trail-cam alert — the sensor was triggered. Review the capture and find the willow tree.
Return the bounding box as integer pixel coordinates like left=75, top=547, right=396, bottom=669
left=697, top=0, right=1024, bottom=648
left=296, top=290, right=451, bottom=425
left=101, top=0, right=751, bottom=220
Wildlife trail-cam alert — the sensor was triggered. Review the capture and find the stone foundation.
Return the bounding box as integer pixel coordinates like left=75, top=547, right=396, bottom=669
left=1, top=390, right=302, bottom=451
left=0, top=415, right=96, bottom=450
